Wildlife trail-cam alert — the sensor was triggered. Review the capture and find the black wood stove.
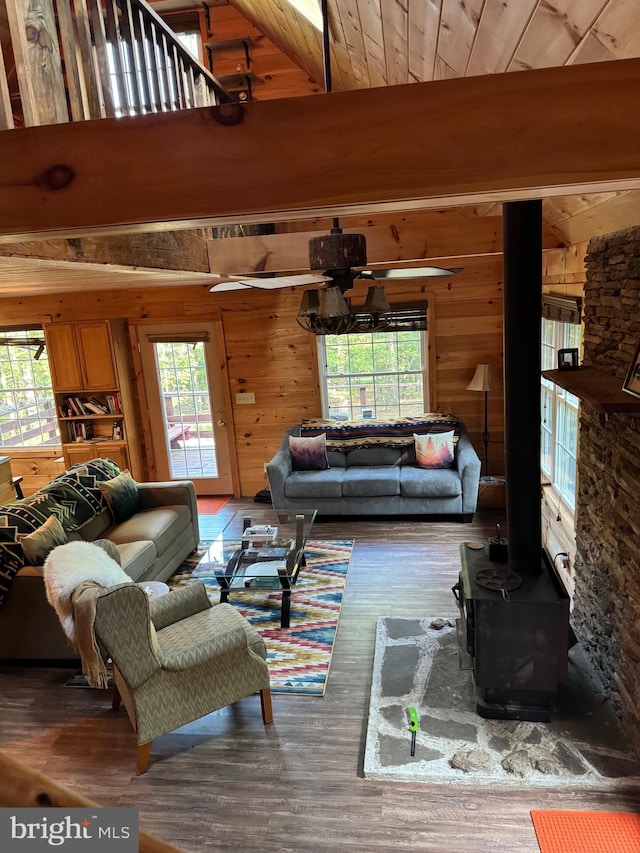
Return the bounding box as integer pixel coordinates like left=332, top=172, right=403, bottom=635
left=454, top=200, right=571, bottom=722
left=454, top=543, right=569, bottom=721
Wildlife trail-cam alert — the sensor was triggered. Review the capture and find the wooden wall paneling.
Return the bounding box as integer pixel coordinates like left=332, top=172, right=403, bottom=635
left=542, top=191, right=620, bottom=229
left=209, top=2, right=320, bottom=99
left=0, top=39, right=15, bottom=129
left=436, top=0, right=484, bottom=78
left=356, top=0, right=387, bottom=88
left=544, top=191, right=640, bottom=245
left=568, top=31, right=616, bottom=66
left=211, top=315, right=241, bottom=496
left=381, top=0, right=408, bottom=86
left=543, top=243, right=588, bottom=286
left=319, top=15, right=354, bottom=93
left=207, top=211, right=562, bottom=275
left=407, top=0, right=442, bottom=83
left=590, top=0, right=640, bottom=59
left=4, top=0, right=69, bottom=126
left=330, top=0, right=370, bottom=88
left=7, top=59, right=640, bottom=241
left=541, top=484, right=577, bottom=598
left=4, top=450, right=65, bottom=497
left=269, top=0, right=321, bottom=81
left=466, top=0, right=538, bottom=76
left=509, top=0, right=608, bottom=72
left=110, top=319, right=145, bottom=481
left=129, top=323, right=155, bottom=482
left=0, top=253, right=506, bottom=494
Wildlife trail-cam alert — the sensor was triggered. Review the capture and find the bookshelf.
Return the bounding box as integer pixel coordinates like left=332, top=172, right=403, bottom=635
left=44, top=320, right=143, bottom=478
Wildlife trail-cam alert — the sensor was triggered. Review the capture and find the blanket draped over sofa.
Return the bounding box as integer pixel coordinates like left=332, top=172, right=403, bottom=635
left=266, top=415, right=481, bottom=519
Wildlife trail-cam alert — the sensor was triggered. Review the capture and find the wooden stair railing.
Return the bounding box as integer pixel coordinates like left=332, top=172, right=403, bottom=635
left=1, top=0, right=232, bottom=129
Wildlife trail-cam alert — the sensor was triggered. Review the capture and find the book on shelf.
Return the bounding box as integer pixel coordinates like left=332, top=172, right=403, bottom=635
left=104, top=393, right=122, bottom=414
left=68, top=420, right=94, bottom=441
left=89, top=397, right=109, bottom=413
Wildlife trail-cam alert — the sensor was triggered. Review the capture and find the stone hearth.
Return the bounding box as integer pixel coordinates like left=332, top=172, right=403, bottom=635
left=364, top=617, right=640, bottom=787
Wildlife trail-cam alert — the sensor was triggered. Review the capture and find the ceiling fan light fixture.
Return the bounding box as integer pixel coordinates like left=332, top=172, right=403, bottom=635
left=364, top=285, right=391, bottom=315
left=308, top=231, right=367, bottom=272
left=320, top=286, right=351, bottom=318
left=298, top=289, right=321, bottom=317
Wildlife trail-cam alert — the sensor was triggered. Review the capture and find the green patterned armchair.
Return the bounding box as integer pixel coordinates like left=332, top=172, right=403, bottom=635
left=93, top=581, right=272, bottom=774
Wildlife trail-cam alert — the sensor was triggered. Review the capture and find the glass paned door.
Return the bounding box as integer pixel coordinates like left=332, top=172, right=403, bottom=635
left=137, top=323, right=233, bottom=495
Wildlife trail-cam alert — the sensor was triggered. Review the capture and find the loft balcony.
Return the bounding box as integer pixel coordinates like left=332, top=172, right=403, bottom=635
left=0, top=0, right=231, bottom=130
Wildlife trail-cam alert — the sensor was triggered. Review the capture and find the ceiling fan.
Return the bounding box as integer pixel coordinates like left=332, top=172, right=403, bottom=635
left=209, top=224, right=461, bottom=294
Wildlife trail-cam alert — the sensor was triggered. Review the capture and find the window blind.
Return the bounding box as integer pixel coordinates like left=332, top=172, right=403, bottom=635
left=542, top=295, right=582, bottom=325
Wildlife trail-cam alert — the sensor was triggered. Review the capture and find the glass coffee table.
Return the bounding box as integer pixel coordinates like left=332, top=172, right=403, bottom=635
left=203, top=509, right=317, bottom=628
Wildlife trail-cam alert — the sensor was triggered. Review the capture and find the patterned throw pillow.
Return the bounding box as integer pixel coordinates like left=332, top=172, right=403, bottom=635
left=40, top=478, right=103, bottom=531
left=98, top=470, right=140, bottom=523
left=414, top=431, right=456, bottom=469
left=21, top=515, right=68, bottom=566
left=53, top=457, right=123, bottom=514
left=289, top=434, right=329, bottom=471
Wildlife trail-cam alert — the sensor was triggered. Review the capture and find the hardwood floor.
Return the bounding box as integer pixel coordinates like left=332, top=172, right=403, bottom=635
left=1, top=501, right=637, bottom=852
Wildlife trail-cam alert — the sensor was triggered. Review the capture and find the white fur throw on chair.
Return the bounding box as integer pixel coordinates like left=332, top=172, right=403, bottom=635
left=44, top=540, right=132, bottom=646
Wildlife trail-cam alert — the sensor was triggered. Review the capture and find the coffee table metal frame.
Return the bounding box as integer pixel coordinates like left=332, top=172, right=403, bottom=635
left=209, top=509, right=317, bottom=628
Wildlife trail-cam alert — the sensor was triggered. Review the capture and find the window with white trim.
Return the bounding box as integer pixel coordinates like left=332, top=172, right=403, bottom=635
left=541, top=317, right=581, bottom=509
left=317, top=328, right=428, bottom=420
left=0, top=328, right=59, bottom=447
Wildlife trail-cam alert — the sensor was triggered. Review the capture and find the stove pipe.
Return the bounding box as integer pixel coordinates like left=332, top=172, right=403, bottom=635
left=502, top=200, right=543, bottom=574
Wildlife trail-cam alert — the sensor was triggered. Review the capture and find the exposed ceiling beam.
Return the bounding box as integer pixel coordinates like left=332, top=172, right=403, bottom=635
left=0, top=255, right=221, bottom=295
left=206, top=211, right=563, bottom=275
left=2, top=58, right=640, bottom=241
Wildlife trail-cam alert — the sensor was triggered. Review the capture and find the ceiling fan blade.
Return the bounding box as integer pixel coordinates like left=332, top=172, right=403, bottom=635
left=210, top=273, right=331, bottom=293
left=362, top=266, right=462, bottom=279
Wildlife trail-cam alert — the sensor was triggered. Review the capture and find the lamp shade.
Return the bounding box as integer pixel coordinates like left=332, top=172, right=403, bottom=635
left=467, top=363, right=499, bottom=392
left=364, top=285, right=391, bottom=314
left=320, top=287, right=350, bottom=318
left=298, top=289, right=320, bottom=317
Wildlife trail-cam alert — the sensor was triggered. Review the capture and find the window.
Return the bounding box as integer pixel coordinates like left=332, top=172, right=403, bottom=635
left=0, top=329, right=59, bottom=447
left=318, top=329, right=428, bottom=420
left=541, top=318, right=581, bottom=509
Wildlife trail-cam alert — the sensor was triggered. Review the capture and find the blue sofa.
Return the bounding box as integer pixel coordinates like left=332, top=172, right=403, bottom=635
left=266, top=420, right=481, bottom=520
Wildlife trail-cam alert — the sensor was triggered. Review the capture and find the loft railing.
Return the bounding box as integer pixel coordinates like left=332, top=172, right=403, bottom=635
left=0, top=0, right=231, bottom=130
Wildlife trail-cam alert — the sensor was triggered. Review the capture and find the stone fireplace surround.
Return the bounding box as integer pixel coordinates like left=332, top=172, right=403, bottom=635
left=572, top=225, right=640, bottom=756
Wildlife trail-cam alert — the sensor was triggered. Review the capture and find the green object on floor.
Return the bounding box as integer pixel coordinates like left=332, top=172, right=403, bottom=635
left=408, top=706, right=419, bottom=756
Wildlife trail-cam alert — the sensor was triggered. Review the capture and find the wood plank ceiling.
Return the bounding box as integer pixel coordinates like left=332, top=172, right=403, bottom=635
left=1, top=0, right=640, bottom=294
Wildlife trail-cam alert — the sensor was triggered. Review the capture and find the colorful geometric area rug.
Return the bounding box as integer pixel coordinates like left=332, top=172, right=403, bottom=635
left=168, top=538, right=353, bottom=696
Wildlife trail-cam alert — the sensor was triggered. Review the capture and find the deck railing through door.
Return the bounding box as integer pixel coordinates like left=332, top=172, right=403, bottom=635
left=0, top=0, right=231, bottom=130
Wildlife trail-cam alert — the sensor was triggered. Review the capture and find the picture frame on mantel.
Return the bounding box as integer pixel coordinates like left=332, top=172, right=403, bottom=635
left=558, top=348, right=579, bottom=370
left=622, top=342, right=640, bottom=399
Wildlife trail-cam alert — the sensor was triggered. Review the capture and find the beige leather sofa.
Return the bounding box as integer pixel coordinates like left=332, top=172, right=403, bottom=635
left=0, top=474, right=199, bottom=662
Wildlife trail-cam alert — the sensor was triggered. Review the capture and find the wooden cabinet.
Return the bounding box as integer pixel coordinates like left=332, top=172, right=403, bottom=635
left=45, top=320, right=143, bottom=479
left=46, top=322, right=117, bottom=391
left=65, top=442, right=129, bottom=471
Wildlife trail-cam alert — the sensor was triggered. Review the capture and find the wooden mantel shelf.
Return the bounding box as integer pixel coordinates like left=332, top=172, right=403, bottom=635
left=542, top=367, right=640, bottom=414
